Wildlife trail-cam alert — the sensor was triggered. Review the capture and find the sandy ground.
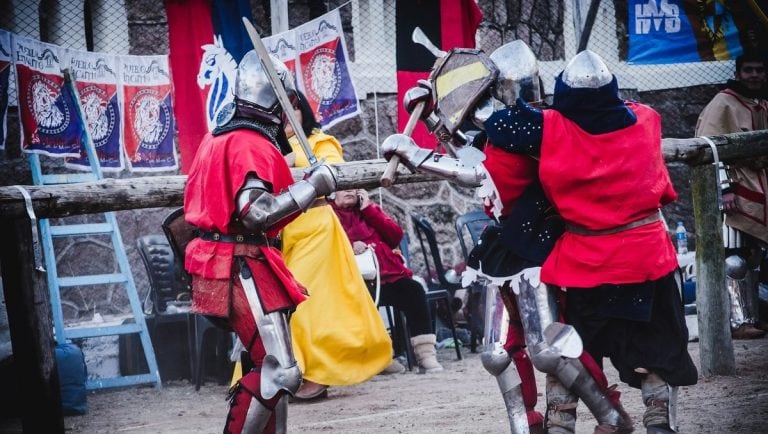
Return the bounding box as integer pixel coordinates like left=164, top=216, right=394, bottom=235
left=3, top=335, right=767, bottom=433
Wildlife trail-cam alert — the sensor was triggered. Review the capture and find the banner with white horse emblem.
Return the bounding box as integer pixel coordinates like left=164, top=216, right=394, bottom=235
left=295, top=9, right=360, bottom=128
left=64, top=49, right=123, bottom=171
left=0, top=30, right=11, bottom=151
left=13, top=35, right=84, bottom=157
left=197, top=35, right=237, bottom=132
left=120, top=55, right=177, bottom=172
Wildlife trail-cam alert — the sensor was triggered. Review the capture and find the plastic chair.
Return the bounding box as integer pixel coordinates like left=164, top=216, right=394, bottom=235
left=454, top=210, right=495, bottom=353
left=410, top=213, right=463, bottom=360
left=136, top=235, right=194, bottom=378
left=160, top=209, right=232, bottom=390
left=454, top=210, right=494, bottom=262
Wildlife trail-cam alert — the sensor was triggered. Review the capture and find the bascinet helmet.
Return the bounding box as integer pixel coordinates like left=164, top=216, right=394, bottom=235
left=561, top=50, right=612, bottom=89
left=489, top=40, right=541, bottom=105
left=472, top=40, right=541, bottom=129
left=234, top=50, right=296, bottom=125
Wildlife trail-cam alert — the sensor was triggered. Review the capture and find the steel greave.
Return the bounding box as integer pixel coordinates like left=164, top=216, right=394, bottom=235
left=239, top=263, right=302, bottom=400
left=728, top=275, right=757, bottom=328
left=514, top=276, right=622, bottom=427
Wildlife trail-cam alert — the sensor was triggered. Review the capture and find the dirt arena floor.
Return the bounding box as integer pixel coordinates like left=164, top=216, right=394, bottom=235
left=3, top=335, right=767, bottom=433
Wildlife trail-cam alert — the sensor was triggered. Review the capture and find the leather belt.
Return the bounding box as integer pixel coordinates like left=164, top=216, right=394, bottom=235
left=199, top=230, right=280, bottom=248
left=565, top=212, right=661, bottom=236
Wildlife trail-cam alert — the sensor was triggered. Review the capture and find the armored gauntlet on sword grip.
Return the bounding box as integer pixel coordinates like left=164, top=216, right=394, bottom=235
left=381, top=134, right=485, bottom=187
left=237, top=165, right=338, bottom=233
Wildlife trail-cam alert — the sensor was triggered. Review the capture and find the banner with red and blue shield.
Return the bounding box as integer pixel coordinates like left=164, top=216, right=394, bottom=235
left=64, top=49, right=123, bottom=171
left=120, top=55, right=177, bottom=172
left=295, top=10, right=360, bottom=128
left=0, top=30, right=11, bottom=151
left=13, top=35, right=84, bottom=157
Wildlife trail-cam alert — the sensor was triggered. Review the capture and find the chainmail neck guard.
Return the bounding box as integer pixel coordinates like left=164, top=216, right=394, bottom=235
left=213, top=117, right=280, bottom=146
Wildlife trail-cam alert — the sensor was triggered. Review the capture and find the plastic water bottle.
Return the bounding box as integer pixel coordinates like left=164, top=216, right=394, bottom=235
left=675, top=221, right=688, bottom=255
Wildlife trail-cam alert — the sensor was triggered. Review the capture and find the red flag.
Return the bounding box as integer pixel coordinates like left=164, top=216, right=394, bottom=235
left=166, top=0, right=214, bottom=173
left=396, top=0, right=483, bottom=149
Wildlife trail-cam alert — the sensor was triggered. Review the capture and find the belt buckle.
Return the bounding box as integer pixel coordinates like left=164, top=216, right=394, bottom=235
left=236, top=234, right=245, bottom=243
left=212, top=233, right=221, bottom=241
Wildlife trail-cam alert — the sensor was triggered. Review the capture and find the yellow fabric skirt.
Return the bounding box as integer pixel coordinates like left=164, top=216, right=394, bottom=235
left=282, top=205, right=392, bottom=386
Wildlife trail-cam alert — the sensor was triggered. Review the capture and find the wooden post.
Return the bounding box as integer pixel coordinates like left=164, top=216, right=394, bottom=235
left=690, top=165, right=736, bottom=376
left=0, top=217, right=64, bottom=432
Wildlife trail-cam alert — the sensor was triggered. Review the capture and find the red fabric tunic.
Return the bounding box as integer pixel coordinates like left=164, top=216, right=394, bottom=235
left=539, top=102, right=678, bottom=287
left=184, top=129, right=306, bottom=316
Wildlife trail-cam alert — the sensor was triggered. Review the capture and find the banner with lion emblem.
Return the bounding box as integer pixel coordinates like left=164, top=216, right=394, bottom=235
left=295, top=9, right=360, bottom=128
left=64, top=49, right=123, bottom=171
left=13, top=35, right=84, bottom=157
left=120, top=54, right=177, bottom=172
left=0, top=30, right=11, bottom=151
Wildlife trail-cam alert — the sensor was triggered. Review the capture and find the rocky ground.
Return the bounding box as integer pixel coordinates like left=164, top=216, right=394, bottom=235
left=2, top=334, right=767, bottom=433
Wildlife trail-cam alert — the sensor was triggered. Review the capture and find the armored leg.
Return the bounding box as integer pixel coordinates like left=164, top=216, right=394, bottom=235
left=239, top=264, right=302, bottom=399
left=512, top=270, right=632, bottom=433
left=545, top=373, right=578, bottom=434
left=225, top=370, right=284, bottom=434
left=481, top=284, right=533, bottom=434
left=726, top=255, right=761, bottom=333
left=641, top=372, right=677, bottom=433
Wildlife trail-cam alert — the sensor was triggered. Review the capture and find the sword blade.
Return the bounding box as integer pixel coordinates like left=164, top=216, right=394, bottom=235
left=241, top=17, right=318, bottom=167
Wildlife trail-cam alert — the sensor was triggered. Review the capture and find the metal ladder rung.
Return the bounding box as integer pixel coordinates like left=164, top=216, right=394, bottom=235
left=58, top=273, right=128, bottom=287
left=49, top=223, right=114, bottom=237
left=64, top=323, right=142, bottom=339
left=86, top=373, right=160, bottom=391
left=41, top=173, right=98, bottom=184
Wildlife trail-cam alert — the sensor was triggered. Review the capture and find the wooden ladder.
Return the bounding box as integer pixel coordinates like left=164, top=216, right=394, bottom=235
left=27, top=71, right=161, bottom=390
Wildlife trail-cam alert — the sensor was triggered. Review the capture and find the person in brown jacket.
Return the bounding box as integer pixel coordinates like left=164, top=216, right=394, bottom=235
left=695, top=52, right=768, bottom=339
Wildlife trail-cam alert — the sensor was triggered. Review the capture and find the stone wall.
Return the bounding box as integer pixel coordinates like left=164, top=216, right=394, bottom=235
left=0, top=0, right=720, bottom=320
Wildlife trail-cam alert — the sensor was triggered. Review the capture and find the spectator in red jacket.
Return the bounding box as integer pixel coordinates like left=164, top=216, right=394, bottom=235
left=332, top=189, right=444, bottom=373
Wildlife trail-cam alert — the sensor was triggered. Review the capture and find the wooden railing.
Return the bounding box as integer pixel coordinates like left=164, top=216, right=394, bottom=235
left=1, top=130, right=766, bottom=432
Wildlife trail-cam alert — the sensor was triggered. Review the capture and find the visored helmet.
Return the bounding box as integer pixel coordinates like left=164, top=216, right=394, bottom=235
left=489, top=40, right=541, bottom=104
left=234, top=50, right=296, bottom=124
left=561, top=50, right=612, bottom=89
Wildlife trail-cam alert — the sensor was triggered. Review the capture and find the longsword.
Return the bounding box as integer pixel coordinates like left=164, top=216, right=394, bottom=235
left=241, top=17, right=319, bottom=167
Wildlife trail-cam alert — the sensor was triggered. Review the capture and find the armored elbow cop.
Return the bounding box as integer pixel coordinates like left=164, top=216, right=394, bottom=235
left=238, top=165, right=337, bottom=232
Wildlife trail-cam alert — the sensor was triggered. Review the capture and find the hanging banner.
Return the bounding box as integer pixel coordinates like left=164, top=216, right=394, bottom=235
left=13, top=35, right=84, bottom=157
left=628, top=1, right=765, bottom=64
left=120, top=55, right=178, bottom=172
left=64, top=49, right=123, bottom=171
left=295, top=9, right=360, bottom=128
left=197, top=35, right=237, bottom=132
left=0, top=30, right=11, bottom=151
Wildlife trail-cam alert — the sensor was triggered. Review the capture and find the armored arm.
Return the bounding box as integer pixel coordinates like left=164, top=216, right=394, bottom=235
left=237, top=165, right=337, bottom=232
left=381, top=134, right=486, bottom=187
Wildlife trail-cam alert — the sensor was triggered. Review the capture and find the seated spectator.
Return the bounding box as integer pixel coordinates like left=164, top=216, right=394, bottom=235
left=332, top=189, right=444, bottom=373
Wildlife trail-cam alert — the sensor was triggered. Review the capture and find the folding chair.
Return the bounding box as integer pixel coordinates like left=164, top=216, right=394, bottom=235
left=410, top=213, right=463, bottom=360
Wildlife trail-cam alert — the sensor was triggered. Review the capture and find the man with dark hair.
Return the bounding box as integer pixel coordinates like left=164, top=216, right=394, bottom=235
left=695, top=51, right=768, bottom=340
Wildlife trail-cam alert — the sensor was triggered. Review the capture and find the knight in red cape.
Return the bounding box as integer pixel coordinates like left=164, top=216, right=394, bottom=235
left=481, top=50, right=698, bottom=434
left=183, top=51, right=337, bottom=434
